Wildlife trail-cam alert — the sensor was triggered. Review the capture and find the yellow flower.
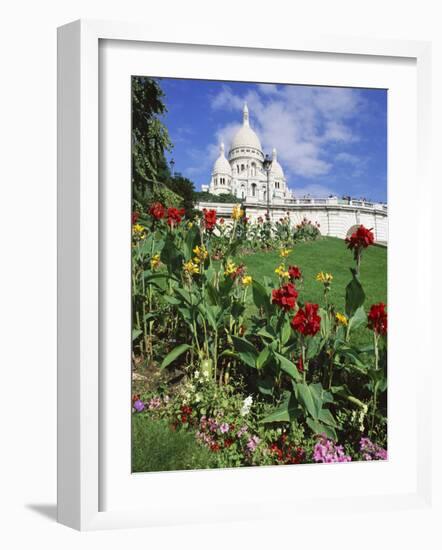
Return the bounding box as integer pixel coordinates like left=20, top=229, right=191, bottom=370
left=232, top=205, right=244, bottom=220
left=150, top=253, right=160, bottom=270
left=336, top=312, right=348, bottom=326
left=187, top=222, right=194, bottom=228
left=183, top=260, right=199, bottom=275
left=224, top=260, right=237, bottom=276
left=316, top=271, right=333, bottom=283
left=275, top=264, right=289, bottom=278
left=242, top=275, right=253, bottom=286
left=279, top=248, right=292, bottom=258
left=193, top=245, right=208, bottom=261
left=132, top=223, right=144, bottom=235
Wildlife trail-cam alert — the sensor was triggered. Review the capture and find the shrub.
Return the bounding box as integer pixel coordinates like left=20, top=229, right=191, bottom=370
left=293, top=217, right=321, bottom=242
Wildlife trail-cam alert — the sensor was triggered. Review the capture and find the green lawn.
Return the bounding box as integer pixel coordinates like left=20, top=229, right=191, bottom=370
left=234, top=237, right=387, bottom=343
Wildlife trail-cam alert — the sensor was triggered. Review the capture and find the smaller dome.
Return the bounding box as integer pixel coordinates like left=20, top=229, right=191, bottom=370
left=212, top=142, right=232, bottom=175
left=271, top=148, right=284, bottom=179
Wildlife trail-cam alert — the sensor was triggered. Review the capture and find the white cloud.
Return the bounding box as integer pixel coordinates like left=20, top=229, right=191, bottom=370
left=209, top=84, right=365, bottom=179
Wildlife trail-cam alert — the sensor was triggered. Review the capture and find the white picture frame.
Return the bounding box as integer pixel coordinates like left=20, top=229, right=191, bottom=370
left=57, top=19, right=434, bottom=531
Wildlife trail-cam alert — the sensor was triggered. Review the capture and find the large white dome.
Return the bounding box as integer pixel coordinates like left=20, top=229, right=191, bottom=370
left=212, top=142, right=232, bottom=175
left=229, top=104, right=262, bottom=152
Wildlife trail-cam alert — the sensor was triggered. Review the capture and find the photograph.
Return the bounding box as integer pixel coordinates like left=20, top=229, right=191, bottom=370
left=130, top=76, right=388, bottom=472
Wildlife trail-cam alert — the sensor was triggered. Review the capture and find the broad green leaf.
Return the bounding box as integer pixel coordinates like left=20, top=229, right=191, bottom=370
left=160, top=343, right=192, bottom=369
left=295, top=383, right=319, bottom=420
left=348, top=305, right=367, bottom=333
left=257, top=377, right=274, bottom=396
left=281, top=317, right=292, bottom=345
left=305, top=334, right=323, bottom=360
left=274, top=351, right=302, bottom=381
left=261, top=395, right=299, bottom=423
left=252, top=280, right=272, bottom=316
left=256, top=347, right=270, bottom=369
left=345, top=268, right=366, bottom=317
left=132, top=328, right=142, bottom=341
left=318, top=408, right=338, bottom=427
left=231, top=336, right=258, bottom=369
left=306, top=418, right=337, bottom=440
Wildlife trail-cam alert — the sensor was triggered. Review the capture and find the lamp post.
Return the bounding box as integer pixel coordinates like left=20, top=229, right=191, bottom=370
left=263, top=154, right=272, bottom=219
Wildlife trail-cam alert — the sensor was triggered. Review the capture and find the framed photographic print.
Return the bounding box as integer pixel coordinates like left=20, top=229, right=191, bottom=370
left=57, top=19, right=433, bottom=531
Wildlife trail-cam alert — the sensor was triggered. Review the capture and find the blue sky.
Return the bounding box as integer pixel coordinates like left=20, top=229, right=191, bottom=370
left=154, top=78, right=387, bottom=202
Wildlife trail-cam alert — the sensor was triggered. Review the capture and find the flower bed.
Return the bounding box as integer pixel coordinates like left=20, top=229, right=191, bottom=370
left=131, top=204, right=387, bottom=469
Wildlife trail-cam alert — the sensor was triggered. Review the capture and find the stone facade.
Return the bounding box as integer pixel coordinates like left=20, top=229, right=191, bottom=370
left=199, top=103, right=387, bottom=243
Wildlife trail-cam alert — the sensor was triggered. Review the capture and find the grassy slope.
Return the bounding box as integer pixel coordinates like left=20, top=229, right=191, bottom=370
left=235, top=237, right=387, bottom=344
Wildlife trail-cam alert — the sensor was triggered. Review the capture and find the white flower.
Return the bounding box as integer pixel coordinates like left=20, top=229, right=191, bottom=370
left=194, top=370, right=200, bottom=380
left=240, top=395, right=253, bottom=417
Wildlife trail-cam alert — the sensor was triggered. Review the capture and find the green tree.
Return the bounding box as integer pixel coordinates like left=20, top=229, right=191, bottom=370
left=132, top=76, right=172, bottom=193
left=166, top=175, right=196, bottom=216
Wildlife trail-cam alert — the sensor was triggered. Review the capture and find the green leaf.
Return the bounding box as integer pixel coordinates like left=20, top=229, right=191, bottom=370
left=295, top=383, right=320, bottom=420
left=274, top=351, right=302, bottom=381
left=231, top=336, right=258, bottom=369
left=345, top=268, right=366, bottom=317
left=318, top=408, right=338, bottom=427
left=252, top=280, right=272, bottom=316
left=306, top=418, right=337, bottom=440
left=160, top=343, right=192, bottom=369
left=257, top=377, right=274, bottom=396
left=347, top=305, right=367, bottom=333
left=305, top=334, right=323, bottom=360
left=261, top=395, right=299, bottom=423
left=281, top=317, right=292, bottom=346
left=256, top=347, right=270, bottom=370
left=183, top=224, right=200, bottom=260
left=132, top=328, right=143, bottom=341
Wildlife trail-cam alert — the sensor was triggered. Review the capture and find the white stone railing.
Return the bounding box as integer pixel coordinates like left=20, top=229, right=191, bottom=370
left=285, top=196, right=387, bottom=212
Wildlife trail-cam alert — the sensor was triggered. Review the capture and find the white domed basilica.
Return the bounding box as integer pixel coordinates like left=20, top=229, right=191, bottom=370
left=202, top=104, right=293, bottom=204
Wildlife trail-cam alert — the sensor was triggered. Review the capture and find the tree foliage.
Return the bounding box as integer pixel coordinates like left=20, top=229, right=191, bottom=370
left=131, top=76, right=196, bottom=215
left=132, top=76, right=172, bottom=192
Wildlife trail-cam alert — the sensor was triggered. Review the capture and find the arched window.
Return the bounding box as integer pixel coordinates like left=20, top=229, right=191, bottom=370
left=251, top=162, right=256, bottom=176
left=251, top=183, right=256, bottom=197
left=241, top=164, right=245, bottom=172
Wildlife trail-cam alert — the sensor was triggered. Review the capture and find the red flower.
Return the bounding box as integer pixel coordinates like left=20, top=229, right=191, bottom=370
left=224, top=438, right=234, bottom=448
left=181, top=414, right=188, bottom=423
left=288, top=265, right=302, bottom=281
left=132, top=212, right=140, bottom=224
left=210, top=442, right=220, bottom=452
left=287, top=447, right=305, bottom=464
left=368, top=302, right=387, bottom=335
left=181, top=405, right=192, bottom=415
left=272, top=283, right=298, bottom=311
left=345, top=225, right=374, bottom=257
left=232, top=264, right=245, bottom=280
left=167, top=207, right=185, bottom=227
left=149, top=202, right=165, bottom=220
left=296, top=355, right=304, bottom=373
left=202, top=208, right=217, bottom=231
left=291, top=303, right=321, bottom=336
left=219, top=217, right=225, bottom=225
left=269, top=443, right=283, bottom=461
